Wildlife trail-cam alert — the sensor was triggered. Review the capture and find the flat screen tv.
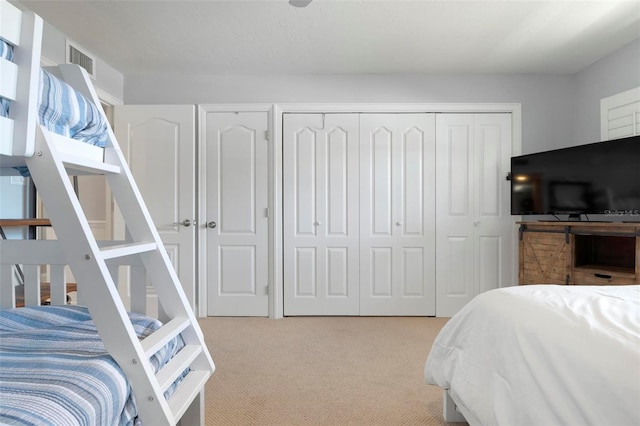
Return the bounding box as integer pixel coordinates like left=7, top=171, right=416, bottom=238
left=510, top=135, right=640, bottom=217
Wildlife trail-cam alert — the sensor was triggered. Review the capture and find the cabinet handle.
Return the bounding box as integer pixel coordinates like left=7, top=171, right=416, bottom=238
left=594, top=273, right=612, bottom=280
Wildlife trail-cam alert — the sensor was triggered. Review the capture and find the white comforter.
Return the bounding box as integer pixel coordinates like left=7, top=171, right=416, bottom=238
left=425, top=285, right=640, bottom=426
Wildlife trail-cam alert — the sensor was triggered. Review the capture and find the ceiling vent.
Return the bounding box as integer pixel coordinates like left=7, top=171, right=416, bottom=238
left=66, top=40, right=96, bottom=79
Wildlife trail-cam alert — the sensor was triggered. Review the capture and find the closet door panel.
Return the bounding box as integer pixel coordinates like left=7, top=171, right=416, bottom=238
left=284, top=114, right=359, bottom=316
left=360, top=114, right=436, bottom=316
left=436, top=113, right=513, bottom=317
left=403, top=128, right=424, bottom=235
left=473, top=114, right=513, bottom=296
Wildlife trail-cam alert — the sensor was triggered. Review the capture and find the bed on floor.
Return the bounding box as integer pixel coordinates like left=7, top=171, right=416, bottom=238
left=0, top=1, right=213, bottom=424
left=425, top=284, right=640, bottom=425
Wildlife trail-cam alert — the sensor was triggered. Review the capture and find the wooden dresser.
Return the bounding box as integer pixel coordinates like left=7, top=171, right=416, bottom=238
left=518, top=221, right=640, bottom=285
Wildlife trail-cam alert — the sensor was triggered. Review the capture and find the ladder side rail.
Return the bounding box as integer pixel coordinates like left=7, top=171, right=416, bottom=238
left=98, top=112, right=214, bottom=366
left=26, top=126, right=175, bottom=425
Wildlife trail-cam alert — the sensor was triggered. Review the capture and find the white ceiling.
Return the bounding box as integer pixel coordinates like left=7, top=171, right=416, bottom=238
left=16, top=0, right=640, bottom=76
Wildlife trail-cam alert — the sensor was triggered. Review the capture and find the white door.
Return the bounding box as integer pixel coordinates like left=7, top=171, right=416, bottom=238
left=435, top=113, right=514, bottom=317
left=283, top=114, right=360, bottom=315
left=359, top=114, right=436, bottom=315
left=113, top=105, right=196, bottom=313
left=202, top=112, right=269, bottom=316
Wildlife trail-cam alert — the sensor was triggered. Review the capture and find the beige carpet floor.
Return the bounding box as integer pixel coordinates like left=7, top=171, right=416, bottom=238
left=199, top=316, right=466, bottom=426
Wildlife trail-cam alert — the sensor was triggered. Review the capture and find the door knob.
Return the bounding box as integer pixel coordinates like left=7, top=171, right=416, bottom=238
left=174, top=219, right=192, bottom=227
left=206, top=221, right=217, bottom=229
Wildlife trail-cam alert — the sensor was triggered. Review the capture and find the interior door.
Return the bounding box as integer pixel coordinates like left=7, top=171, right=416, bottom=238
left=283, top=113, right=360, bottom=315
left=203, top=112, right=269, bottom=316
left=113, top=105, right=196, bottom=314
left=435, top=113, right=514, bottom=317
left=359, top=114, right=436, bottom=315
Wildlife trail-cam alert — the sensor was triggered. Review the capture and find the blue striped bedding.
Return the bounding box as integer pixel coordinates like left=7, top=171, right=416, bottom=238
left=0, top=305, right=185, bottom=426
left=1, top=39, right=109, bottom=174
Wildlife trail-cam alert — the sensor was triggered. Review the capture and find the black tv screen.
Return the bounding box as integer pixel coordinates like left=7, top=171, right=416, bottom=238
left=510, top=135, right=640, bottom=216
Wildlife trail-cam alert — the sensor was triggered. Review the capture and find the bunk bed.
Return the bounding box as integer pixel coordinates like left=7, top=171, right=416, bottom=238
left=0, top=1, right=215, bottom=425
left=425, top=284, right=640, bottom=425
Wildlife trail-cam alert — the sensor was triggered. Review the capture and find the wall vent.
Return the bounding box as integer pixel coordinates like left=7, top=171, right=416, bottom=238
left=66, top=40, right=96, bottom=79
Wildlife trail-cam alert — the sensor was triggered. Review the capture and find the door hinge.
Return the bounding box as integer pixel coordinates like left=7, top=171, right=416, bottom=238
left=265, top=207, right=270, bottom=218
left=264, top=130, right=269, bottom=140
left=264, top=285, right=269, bottom=296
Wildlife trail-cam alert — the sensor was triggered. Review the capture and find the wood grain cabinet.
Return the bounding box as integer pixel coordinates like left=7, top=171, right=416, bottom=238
left=518, top=222, right=640, bottom=286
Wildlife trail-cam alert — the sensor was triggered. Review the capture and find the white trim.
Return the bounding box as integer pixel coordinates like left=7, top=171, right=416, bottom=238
left=95, top=88, right=123, bottom=106
left=197, top=104, right=277, bottom=317
left=277, top=102, right=522, bottom=114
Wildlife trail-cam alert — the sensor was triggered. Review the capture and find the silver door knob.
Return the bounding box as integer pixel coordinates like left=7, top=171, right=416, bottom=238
left=174, top=219, right=192, bottom=227
left=206, top=221, right=217, bottom=229
left=474, top=221, right=481, bottom=227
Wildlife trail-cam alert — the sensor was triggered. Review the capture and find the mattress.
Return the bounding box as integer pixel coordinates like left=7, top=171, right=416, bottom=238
left=425, top=284, right=640, bottom=426
left=0, top=305, right=185, bottom=426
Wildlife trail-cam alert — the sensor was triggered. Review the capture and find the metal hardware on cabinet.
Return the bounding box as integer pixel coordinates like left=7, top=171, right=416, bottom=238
left=174, top=219, right=192, bottom=227
left=206, top=221, right=217, bottom=229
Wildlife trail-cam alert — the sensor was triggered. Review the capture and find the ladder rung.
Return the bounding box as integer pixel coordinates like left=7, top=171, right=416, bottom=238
left=141, top=317, right=190, bottom=358
left=156, top=345, right=202, bottom=392
left=167, top=370, right=212, bottom=422
left=58, top=152, right=120, bottom=175
left=100, top=242, right=157, bottom=260
left=45, top=130, right=120, bottom=175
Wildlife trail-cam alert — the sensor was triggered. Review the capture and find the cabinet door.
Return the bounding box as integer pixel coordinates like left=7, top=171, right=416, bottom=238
left=359, top=114, right=436, bottom=316
left=283, top=114, right=360, bottom=315
left=520, top=231, right=570, bottom=284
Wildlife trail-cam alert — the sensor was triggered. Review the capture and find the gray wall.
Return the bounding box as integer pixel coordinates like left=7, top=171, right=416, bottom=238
left=122, top=39, right=640, bottom=154
left=40, top=21, right=124, bottom=102
left=124, top=73, right=574, bottom=155
left=573, top=38, right=640, bottom=144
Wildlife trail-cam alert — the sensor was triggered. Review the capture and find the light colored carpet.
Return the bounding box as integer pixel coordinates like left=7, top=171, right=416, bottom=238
left=199, top=316, right=466, bottom=426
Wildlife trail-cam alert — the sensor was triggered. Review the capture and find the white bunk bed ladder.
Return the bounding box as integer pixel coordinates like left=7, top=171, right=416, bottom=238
left=24, top=64, right=214, bottom=426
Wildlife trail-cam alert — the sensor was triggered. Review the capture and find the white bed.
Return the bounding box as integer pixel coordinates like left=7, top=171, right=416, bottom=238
left=0, top=1, right=214, bottom=424
left=425, top=284, right=640, bottom=425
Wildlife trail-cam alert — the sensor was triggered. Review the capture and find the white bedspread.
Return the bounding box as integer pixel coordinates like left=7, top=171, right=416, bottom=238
left=425, top=285, right=640, bottom=426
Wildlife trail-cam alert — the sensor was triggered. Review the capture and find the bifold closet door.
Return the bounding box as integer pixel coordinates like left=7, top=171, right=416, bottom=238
left=435, top=113, right=513, bottom=317
left=359, top=114, right=436, bottom=316
left=283, top=114, right=360, bottom=315
left=203, top=112, right=269, bottom=316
